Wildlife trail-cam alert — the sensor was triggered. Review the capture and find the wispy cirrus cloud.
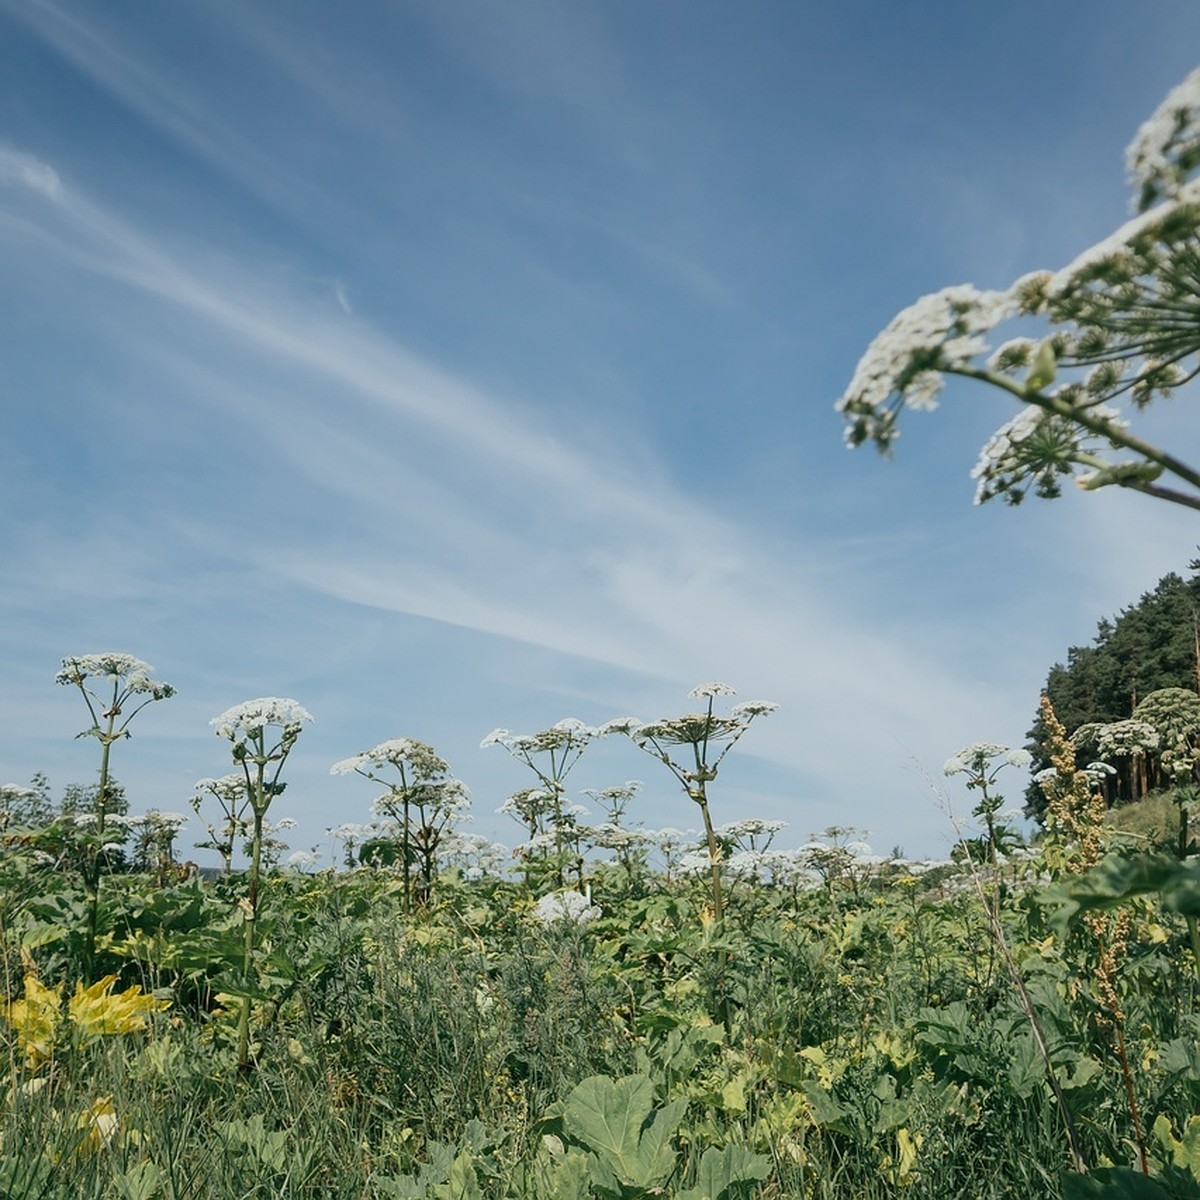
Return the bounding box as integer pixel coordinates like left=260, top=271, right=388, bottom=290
left=0, top=136, right=1024, bottom=853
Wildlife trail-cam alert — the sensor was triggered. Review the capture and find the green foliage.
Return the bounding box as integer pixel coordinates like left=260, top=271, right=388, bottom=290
left=1042, top=851, right=1200, bottom=932
left=11, top=769, right=1200, bottom=1197
left=1063, top=1166, right=1200, bottom=1199
left=675, top=1145, right=772, bottom=1200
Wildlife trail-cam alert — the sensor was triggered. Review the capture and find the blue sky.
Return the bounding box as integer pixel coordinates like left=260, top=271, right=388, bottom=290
left=2, top=1, right=1199, bottom=865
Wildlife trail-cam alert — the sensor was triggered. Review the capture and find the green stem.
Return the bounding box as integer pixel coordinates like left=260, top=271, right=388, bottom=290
left=694, top=788, right=724, bottom=928
left=82, top=717, right=116, bottom=977
left=237, top=761, right=266, bottom=1073
left=402, top=796, right=412, bottom=915
left=693, top=783, right=731, bottom=1030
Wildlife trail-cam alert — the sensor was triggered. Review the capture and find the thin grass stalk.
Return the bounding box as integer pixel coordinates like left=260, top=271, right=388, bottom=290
left=970, top=855, right=1089, bottom=1174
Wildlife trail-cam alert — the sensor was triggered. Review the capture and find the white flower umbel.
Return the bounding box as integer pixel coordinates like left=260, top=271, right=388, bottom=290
left=717, top=817, right=788, bottom=855
left=533, top=889, right=601, bottom=928
left=689, top=682, right=737, bottom=698
left=210, top=698, right=313, bottom=745
left=55, top=653, right=175, bottom=699
left=598, top=716, right=643, bottom=737
left=943, top=743, right=1016, bottom=776
left=1127, top=66, right=1200, bottom=210
left=286, top=850, right=320, bottom=872
left=837, top=285, right=1014, bottom=451
left=0, top=783, right=48, bottom=834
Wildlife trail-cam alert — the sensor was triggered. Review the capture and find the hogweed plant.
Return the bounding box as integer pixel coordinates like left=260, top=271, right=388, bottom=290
left=602, top=683, right=778, bottom=928
left=210, top=697, right=312, bottom=1071
left=243, top=815, right=296, bottom=871
left=127, top=810, right=190, bottom=885
left=55, top=654, right=174, bottom=975
left=580, top=782, right=653, bottom=893
left=943, top=742, right=1031, bottom=869
left=837, top=66, right=1200, bottom=514
left=482, top=718, right=598, bottom=887
left=190, top=773, right=253, bottom=875
left=331, top=738, right=469, bottom=910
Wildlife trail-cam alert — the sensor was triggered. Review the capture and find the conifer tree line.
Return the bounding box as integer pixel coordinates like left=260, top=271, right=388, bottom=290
left=1026, top=559, right=1200, bottom=821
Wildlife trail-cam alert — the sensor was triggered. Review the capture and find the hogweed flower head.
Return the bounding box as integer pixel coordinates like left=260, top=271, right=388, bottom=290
left=718, top=817, right=788, bottom=839
left=582, top=781, right=642, bottom=825
left=837, top=285, right=1015, bottom=452
left=1127, top=65, right=1200, bottom=211
left=943, top=743, right=1031, bottom=777
left=533, top=889, right=601, bottom=928
left=836, top=66, right=1200, bottom=515
left=57, top=653, right=174, bottom=743
left=689, top=681, right=737, bottom=698
left=598, top=716, right=643, bottom=737
left=192, top=774, right=249, bottom=806
left=56, top=654, right=174, bottom=699
left=331, top=737, right=447, bottom=779
left=608, top=684, right=779, bottom=784
left=211, top=698, right=312, bottom=747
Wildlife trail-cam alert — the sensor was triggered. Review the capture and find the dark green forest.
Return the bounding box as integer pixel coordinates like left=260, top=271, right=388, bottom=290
left=1026, top=562, right=1200, bottom=822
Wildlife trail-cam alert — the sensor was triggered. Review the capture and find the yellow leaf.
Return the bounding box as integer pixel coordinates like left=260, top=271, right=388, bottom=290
left=720, top=1071, right=748, bottom=1114
left=69, top=976, right=169, bottom=1040
left=4, top=974, right=61, bottom=1066
left=76, top=1096, right=119, bottom=1155
left=896, top=1127, right=922, bottom=1181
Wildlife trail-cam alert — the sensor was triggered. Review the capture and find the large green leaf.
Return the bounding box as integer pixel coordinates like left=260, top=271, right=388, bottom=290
left=1156, top=1115, right=1200, bottom=1178
left=1063, top=1166, right=1200, bottom=1199
left=431, top=1152, right=483, bottom=1200
left=1042, top=853, right=1200, bottom=934
left=676, top=1144, right=772, bottom=1200
left=562, top=1074, right=687, bottom=1191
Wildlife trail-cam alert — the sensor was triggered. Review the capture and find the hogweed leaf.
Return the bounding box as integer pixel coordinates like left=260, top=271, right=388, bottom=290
left=1041, top=851, right=1200, bottom=936
left=676, top=1144, right=772, bottom=1200
left=562, top=1074, right=687, bottom=1191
